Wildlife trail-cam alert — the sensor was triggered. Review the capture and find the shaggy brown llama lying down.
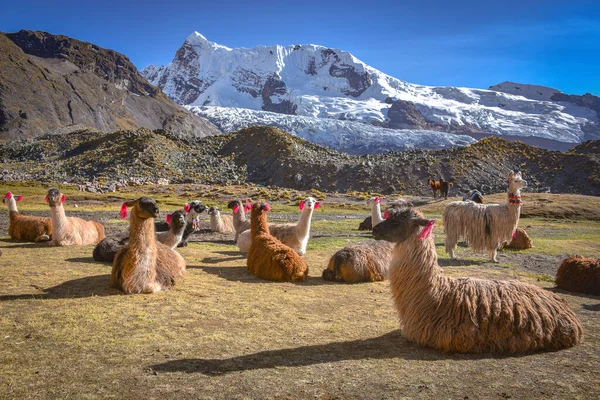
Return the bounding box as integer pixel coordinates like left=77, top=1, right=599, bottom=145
left=246, top=201, right=308, bottom=282
left=373, top=204, right=583, bottom=353
left=322, top=241, right=395, bottom=283
left=555, top=256, right=600, bottom=296
left=3, top=191, right=52, bottom=242
left=111, top=197, right=186, bottom=294
left=504, top=227, right=533, bottom=250
left=46, top=188, right=104, bottom=246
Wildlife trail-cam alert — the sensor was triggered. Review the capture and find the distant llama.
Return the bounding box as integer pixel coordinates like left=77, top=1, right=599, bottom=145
left=208, top=206, right=235, bottom=233
left=555, top=256, right=600, bottom=296
left=155, top=200, right=207, bottom=247
left=322, top=241, right=395, bottom=283
left=111, top=197, right=186, bottom=294
left=46, top=188, right=104, bottom=246
left=228, top=199, right=251, bottom=242
left=373, top=203, right=583, bottom=353
left=428, top=178, right=452, bottom=199
left=443, top=171, right=526, bottom=262
left=246, top=201, right=308, bottom=282
left=3, top=191, right=52, bottom=242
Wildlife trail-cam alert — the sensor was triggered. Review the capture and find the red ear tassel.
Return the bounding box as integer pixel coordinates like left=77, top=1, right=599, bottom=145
left=417, top=220, right=436, bottom=240
left=61, top=194, right=66, bottom=203
left=233, top=204, right=240, bottom=214
left=314, top=202, right=320, bottom=209
left=512, top=230, right=517, bottom=238
left=120, top=203, right=128, bottom=220
left=299, top=201, right=305, bottom=211
left=166, top=213, right=172, bottom=225
left=264, top=203, right=271, bottom=212
left=383, top=210, right=390, bottom=219
left=184, top=203, right=191, bottom=213
left=15, top=195, right=23, bottom=202
left=5, top=192, right=11, bottom=199
left=45, top=195, right=49, bottom=203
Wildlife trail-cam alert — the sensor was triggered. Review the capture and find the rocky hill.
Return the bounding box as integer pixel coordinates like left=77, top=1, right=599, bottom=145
left=1, top=126, right=598, bottom=196
left=0, top=30, right=220, bottom=140
left=142, top=32, right=600, bottom=153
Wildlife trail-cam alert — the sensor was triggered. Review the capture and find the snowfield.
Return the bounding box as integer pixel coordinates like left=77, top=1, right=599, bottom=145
left=143, top=32, right=600, bottom=153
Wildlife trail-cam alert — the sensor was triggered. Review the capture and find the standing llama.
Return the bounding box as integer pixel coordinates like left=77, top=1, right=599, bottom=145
left=3, top=191, right=52, bottom=242
left=443, top=171, right=526, bottom=262
left=111, top=197, right=186, bottom=294
left=373, top=204, right=583, bottom=353
left=246, top=201, right=308, bottom=282
left=236, top=197, right=320, bottom=256
left=228, top=199, right=251, bottom=242
left=46, top=188, right=104, bottom=246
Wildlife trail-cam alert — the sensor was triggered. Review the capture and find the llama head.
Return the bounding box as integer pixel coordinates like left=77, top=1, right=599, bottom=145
left=3, top=192, right=22, bottom=204
left=300, top=196, right=320, bottom=211
left=169, top=210, right=187, bottom=230
left=185, top=200, right=207, bottom=216
left=428, top=179, right=435, bottom=185
left=250, top=201, right=271, bottom=216
left=227, top=200, right=244, bottom=214
left=121, top=197, right=159, bottom=220
left=507, top=171, right=527, bottom=192
left=46, top=188, right=66, bottom=206
left=207, top=206, right=220, bottom=216
left=367, top=196, right=383, bottom=205
left=373, top=205, right=434, bottom=243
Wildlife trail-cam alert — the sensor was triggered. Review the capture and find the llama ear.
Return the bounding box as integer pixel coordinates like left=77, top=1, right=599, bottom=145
left=5, top=192, right=11, bottom=199
left=15, top=195, right=23, bottom=202
left=416, top=219, right=435, bottom=240
left=516, top=171, right=522, bottom=178
left=299, top=201, right=305, bottom=211
left=264, top=203, right=271, bottom=212
left=120, top=203, right=128, bottom=220
left=184, top=203, right=191, bottom=213
left=61, top=194, right=66, bottom=203
left=233, top=204, right=240, bottom=214
left=166, top=213, right=172, bottom=226
left=314, top=201, right=320, bottom=209
left=45, top=195, right=49, bottom=203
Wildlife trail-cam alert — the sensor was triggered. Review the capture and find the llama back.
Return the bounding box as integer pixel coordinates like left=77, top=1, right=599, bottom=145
left=323, top=241, right=394, bottom=283
left=154, top=242, right=186, bottom=288
left=8, top=212, right=52, bottom=241
left=248, top=233, right=308, bottom=282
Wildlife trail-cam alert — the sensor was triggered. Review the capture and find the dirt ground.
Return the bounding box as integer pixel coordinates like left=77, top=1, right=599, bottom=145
left=1, top=188, right=599, bottom=399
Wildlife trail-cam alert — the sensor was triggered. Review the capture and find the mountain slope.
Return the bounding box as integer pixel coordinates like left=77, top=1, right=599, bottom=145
left=143, top=32, right=600, bottom=153
left=0, top=30, right=220, bottom=140
left=2, top=126, right=598, bottom=196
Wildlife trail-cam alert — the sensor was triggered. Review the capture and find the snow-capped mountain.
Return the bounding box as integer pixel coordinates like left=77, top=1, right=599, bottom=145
left=142, top=32, right=600, bottom=153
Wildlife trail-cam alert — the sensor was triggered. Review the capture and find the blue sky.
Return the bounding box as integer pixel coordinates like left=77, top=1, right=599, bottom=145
left=1, top=0, right=599, bottom=95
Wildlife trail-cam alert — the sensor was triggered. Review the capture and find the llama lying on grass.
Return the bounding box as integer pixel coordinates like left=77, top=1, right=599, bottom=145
left=94, top=210, right=187, bottom=263
left=155, top=200, right=206, bottom=247
left=111, top=197, right=186, bottom=294
left=373, top=203, right=583, bottom=353
left=443, top=171, right=527, bottom=262
left=556, top=256, right=600, bottom=296
left=504, top=227, right=533, bottom=250
left=228, top=199, right=251, bottom=242
left=247, top=201, right=308, bottom=282
left=3, top=191, right=52, bottom=242
left=208, top=206, right=234, bottom=233
left=236, top=197, right=319, bottom=256
left=322, top=240, right=394, bottom=283
left=46, top=188, right=104, bottom=246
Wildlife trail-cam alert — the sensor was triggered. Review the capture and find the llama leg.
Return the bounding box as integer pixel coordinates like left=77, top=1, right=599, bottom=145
left=489, top=249, right=499, bottom=263
left=48, top=239, right=59, bottom=246
left=144, top=281, right=162, bottom=294
left=445, top=235, right=458, bottom=259
left=35, top=234, right=50, bottom=242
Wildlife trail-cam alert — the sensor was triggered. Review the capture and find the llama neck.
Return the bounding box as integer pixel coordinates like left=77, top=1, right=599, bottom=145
left=129, top=214, right=156, bottom=245
left=295, top=207, right=314, bottom=238
left=371, top=202, right=384, bottom=226
left=251, top=211, right=269, bottom=237
left=6, top=197, right=18, bottom=213
left=505, top=188, right=523, bottom=223
left=391, top=235, right=442, bottom=300
left=238, top=207, right=247, bottom=222
left=210, top=212, right=222, bottom=231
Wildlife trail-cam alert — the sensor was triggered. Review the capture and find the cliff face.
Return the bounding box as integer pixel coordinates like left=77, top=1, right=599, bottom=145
left=0, top=30, right=220, bottom=140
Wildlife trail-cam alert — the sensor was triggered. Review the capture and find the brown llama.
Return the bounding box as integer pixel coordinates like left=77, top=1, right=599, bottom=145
left=322, top=240, right=395, bottom=283
left=444, top=171, right=526, bottom=262
left=111, top=197, right=186, bottom=294
left=373, top=203, right=583, bottom=353
left=246, top=201, right=308, bottom=282
left=556, top=256, right=600, bottom=296
left=428, top=178, right=441, bottom=198
left=3, top=191, right=52, bottom=242
left=46, top=188, right=104, bottom=246
left=504, top=227, right=533, bottom=250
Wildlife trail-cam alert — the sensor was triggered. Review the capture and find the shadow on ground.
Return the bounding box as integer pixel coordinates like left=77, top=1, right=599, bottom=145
left=0, top=274, right=119, bottom=301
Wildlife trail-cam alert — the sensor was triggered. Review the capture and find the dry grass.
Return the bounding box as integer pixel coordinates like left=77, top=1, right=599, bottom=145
left=1, top=184, right=599, bottom=399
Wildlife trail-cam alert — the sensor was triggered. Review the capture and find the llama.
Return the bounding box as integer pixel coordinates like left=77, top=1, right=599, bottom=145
left=443, top=171, right=527, bottom=263
left=111, top=197, right=186, bottom=294
left=3, top=191, right=52, bottom=242
left=246, top=201, right=309, bottom=282
left=93, top=211, right=186, bottom=262
left=463, top=189, right=485, bottom=204
left=236, top=197, right=320, bottom=256
left=428, top=179, right=441, bottom=198
left=155, top=210, right=187, bottom=249
left=556, top=256, right=600, bottom=296
left=155, top=200, right=206, bottom=247
left=504, top=227, right=533, bottom=250
left=46, top=188, right=104, bottom=246
left=373, top=204, right=583, bottom=353
left=322, top=240, right=395, bottom=283
left=368, top=196, right=385, bottom=227
left=208, top=206, right=234, bottom=233
left=428, top=178, right=452, bottom=199
left=228, top=199, right=251, bottom=242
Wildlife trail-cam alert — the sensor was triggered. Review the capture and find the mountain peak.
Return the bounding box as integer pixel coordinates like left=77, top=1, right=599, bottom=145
left=185, top=31, right=231, bottom=51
